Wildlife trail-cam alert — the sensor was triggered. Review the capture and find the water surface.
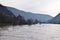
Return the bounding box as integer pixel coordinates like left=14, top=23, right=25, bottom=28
left=0, top=24, right=60, bottom=40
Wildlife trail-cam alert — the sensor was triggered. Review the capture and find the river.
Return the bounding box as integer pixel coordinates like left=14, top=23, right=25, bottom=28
left=0, top=24, right=60, bottom=40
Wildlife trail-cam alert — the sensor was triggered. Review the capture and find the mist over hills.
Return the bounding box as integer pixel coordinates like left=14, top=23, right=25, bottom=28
left=6, top=6, right=52, bottom=22
left=0, top=4, right=54, bottom=26
left=1, top=4, right=60, bottom=25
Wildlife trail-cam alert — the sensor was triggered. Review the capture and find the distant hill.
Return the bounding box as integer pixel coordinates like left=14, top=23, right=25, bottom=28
left=6, top=7, right=53, bottom=22
left=49, top=13, right=60, bottom=24
left=0, top=4, right=54, bottom=26
left=0, top=4, right=14, bottom=16
left=0, top=4, right=17, bottom=26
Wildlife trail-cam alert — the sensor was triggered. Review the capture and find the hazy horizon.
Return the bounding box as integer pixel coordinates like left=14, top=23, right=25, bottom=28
left=0, top=0, right=60, bottom=17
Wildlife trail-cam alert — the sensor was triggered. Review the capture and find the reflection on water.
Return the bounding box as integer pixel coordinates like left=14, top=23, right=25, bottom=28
left=0, top=24, right=60, bottom=40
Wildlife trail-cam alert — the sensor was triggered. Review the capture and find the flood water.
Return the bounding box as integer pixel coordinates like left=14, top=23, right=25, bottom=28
left=0, top=24, right=60, bottom=40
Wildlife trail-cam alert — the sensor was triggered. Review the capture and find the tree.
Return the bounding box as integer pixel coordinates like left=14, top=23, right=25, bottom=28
left=33, top=19, right=39, bottom=24
left=27, top=19, right=33, bottom=25
left=17, top=15, right=26, bottom=25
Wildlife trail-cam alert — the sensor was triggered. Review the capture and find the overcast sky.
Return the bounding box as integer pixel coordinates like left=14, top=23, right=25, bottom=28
left=0, top=0, right=60, bottom=17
